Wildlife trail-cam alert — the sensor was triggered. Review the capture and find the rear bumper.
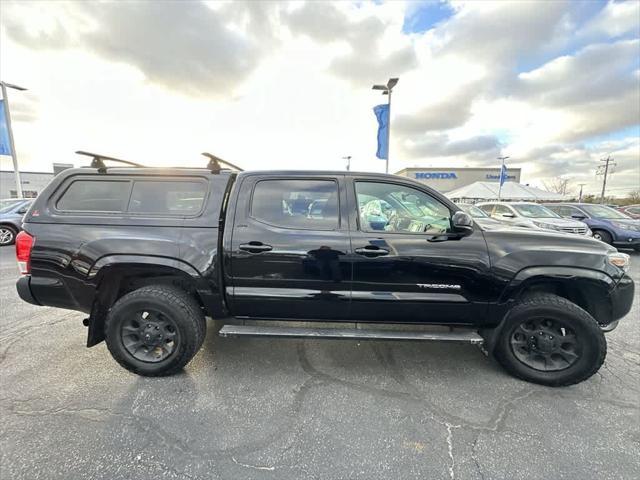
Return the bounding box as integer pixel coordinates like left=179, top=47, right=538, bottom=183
left=16, top=276, right=41, bottom=306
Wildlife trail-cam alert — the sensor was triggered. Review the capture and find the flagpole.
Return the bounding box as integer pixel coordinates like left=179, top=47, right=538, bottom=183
left=386, top=89, right=391, bottom=174
left=1, top=81, right=26, bottom=199
left=372, top=78, right=398, bottom=175
left=497, top=155, right=509, bottom=201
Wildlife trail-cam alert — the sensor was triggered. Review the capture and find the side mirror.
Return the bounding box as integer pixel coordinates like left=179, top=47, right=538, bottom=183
left=501, top=212, right=515, bottom=218
left=571, top=214, right=586, bottom=220
left=452, top=211, right=474, bottom=237
left=17, top=208, right=28, bottom=214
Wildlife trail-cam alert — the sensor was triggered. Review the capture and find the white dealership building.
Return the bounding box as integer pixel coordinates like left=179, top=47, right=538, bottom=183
left=395, top=167, right=522, bottom=194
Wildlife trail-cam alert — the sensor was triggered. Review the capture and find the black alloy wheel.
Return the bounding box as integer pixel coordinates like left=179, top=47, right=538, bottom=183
left=494, top=293, right=606, bottom=387
left=105, top=285, right=206, bottom=376
left=509, top=317, right=579, bottom=372
left=121, top=309, right=180, bottom=363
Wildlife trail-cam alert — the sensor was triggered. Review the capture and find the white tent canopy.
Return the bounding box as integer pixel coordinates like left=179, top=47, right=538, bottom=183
left=445, top=181, right=568, bottom=202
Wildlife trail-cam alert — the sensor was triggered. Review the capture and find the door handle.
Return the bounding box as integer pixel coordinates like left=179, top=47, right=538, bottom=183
left=355, top=246, right=389, bottom=257
left=239, top=242, right=273, bottom=253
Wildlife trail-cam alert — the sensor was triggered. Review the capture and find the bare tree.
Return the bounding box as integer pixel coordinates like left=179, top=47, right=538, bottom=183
left=543, top=178, right=571, bottom=196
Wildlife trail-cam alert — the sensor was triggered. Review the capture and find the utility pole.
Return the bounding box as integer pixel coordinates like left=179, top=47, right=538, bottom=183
left=597, top=156, right=615, bottom=204
left=1, top=81, right=27, bottom=199
left=578, top=183, right=587, bottom=202
left=342, top=156, right=352, bottom=171
left=372, top=78, right=398, bottom=174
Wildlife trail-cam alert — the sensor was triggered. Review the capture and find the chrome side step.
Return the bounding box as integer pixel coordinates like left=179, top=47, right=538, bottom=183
left=219, top=324, right=483, bottom=344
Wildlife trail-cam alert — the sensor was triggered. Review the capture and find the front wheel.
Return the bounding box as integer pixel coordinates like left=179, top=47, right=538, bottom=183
left=592, top=230, right=612, bottom=245
left=494, top=294, right=606, bottom=387
left=105, top=285, right=206, bottom=376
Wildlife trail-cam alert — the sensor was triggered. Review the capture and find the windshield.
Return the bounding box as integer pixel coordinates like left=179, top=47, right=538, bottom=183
left=513, top=204, right=560, bottom=218
left=461, top=205, right=488, bottom=218
left=581, top=204, right=630, bottom=219
left=0, top=199, right=24, bottom=213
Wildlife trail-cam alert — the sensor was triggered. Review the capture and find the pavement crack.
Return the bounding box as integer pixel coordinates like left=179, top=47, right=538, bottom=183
left=231, top=456, right=276, bottom=471
left=445, top=423, right=460, bottom=480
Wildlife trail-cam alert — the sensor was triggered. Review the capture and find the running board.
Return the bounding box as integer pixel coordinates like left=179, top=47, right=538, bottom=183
left=219, top=325, right=483, bottom=344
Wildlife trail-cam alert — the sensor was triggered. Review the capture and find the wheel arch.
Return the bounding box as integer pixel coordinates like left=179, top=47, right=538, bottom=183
left=86, top=256, right=220, bottom=347
left=482, top=267, right=614, bottom=353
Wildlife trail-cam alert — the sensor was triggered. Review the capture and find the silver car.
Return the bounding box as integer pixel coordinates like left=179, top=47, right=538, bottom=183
left=0, top=199, right=32, bottom=246
left=476, top=201, right=591, bottom=235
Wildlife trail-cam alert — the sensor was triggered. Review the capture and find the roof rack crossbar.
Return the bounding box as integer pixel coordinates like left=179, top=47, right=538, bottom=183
left=76, top=150, right=145, bottom=173
left=201, top=152, right=244, bottom=174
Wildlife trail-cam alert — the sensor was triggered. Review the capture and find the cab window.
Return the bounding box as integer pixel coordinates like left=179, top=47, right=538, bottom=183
left=355, top=182, right=451, bottom=234
left=57, top=180, right=131, bottom=212
left=251, top=179, right=339, bottom=230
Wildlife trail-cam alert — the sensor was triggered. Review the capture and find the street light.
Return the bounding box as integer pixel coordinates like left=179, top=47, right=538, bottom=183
left=372, top=77, right=398, bottom=174
left=1, top=81, right=28, bottom=199
left=342, top=155, right=352, bottom=171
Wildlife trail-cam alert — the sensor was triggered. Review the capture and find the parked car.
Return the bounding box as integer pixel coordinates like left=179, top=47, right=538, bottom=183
left=545, top=203, right=640, bottom=250
left=15, top=163, right=634, bottom=386
left=617, top=204, right=640, bottom=220
left=456, top=203, right=505, bottom=229
left=476, top=201, right=591, bottom=236
left=0, top=199, right=32, bottom=246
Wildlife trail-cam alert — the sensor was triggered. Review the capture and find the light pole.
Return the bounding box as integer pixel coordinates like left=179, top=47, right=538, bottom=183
left=497, top=156, right=509, bottom=201
left=372, top=77, right=398, bottom=174
left=1, top=81, right=27, bottom=199
left=342, top=156, right=352, bottom=171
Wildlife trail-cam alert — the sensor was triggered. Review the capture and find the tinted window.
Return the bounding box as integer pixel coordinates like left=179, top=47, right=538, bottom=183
left=57, top=180, right=130, bottom=212
left=581, top=204, right=628, bottom=219
left=512, top=204, right=559, bottom=218
left=129, top=181, right=206, bottom=215
left=251, top=179, right=339, bottom=230
left=355, top=182, right=451, bottom=234
left=492, top=205, right=513, bottom=217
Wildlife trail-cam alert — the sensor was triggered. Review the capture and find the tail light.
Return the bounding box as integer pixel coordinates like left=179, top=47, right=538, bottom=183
left=15, top=231, right=34, bottom=275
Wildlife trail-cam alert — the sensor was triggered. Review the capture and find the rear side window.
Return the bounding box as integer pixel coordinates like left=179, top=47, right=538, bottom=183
left=128, top=181, right=206, bottom=215
left=251, top=179, right=339, bottom=230
left=57, top=180, right=130, bottom=212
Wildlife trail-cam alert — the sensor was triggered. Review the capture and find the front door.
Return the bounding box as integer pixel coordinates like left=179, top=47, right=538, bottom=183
left=228, top=175, right=351, bottom=319
left=347, top=178, right=492, bottom=324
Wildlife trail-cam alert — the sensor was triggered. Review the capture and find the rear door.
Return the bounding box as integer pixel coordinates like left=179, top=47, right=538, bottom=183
left=227, top=174, right=351, bottom=319
left=347, top=178, right=492, bottom=324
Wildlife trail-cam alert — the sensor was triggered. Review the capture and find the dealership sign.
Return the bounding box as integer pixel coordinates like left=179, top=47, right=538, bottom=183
left=485, top=173, right=516, bottom=180
left=415, top=172, right=458, bottom=179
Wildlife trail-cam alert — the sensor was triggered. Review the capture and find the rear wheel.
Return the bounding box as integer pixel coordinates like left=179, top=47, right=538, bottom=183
left=105, top=285, right=206, bottom=376
left=0, top=225, right=17, bottom=246
left=592, top=230, right=612, bottom=245
left=494, top=294, right=606, bottom=386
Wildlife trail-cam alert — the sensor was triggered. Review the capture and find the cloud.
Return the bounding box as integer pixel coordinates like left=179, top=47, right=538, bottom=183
left=581, top=0, right=640, bottom=39
left=394, top=84, right=479, bottom=134
left=402, top=133, right=501, bottom=159
left=286, top=2, right=417, bottom=85
left=432, top=1, right=575, bottom=66
left=515, top=40, right=639, bottom=107
left=2, top=1, right=280, bottom=97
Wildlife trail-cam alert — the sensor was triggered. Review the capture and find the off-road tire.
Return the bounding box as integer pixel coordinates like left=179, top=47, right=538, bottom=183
left=592, top=230, right=612, bottom=245
left=105, top=285, right=206, bottom=376
left=494, top=294, right=606, bottom=387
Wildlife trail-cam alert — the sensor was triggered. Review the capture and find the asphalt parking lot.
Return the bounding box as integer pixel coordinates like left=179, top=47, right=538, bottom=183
left=0, top=246, right=638, bottom=480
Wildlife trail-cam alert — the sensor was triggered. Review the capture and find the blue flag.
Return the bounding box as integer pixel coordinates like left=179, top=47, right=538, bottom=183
left=373, top=103, right=389, bottom=160
left=499, top=163, right=508, bottom=186
left=0, top=100, right=11, bottom=156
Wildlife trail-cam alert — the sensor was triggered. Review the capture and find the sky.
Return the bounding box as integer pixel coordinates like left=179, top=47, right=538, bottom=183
left=0, top=0, right=639, bottom=198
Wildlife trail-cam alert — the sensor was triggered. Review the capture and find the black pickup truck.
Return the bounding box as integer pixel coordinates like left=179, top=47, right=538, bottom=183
left=15, top=158, right=634, bottom=386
